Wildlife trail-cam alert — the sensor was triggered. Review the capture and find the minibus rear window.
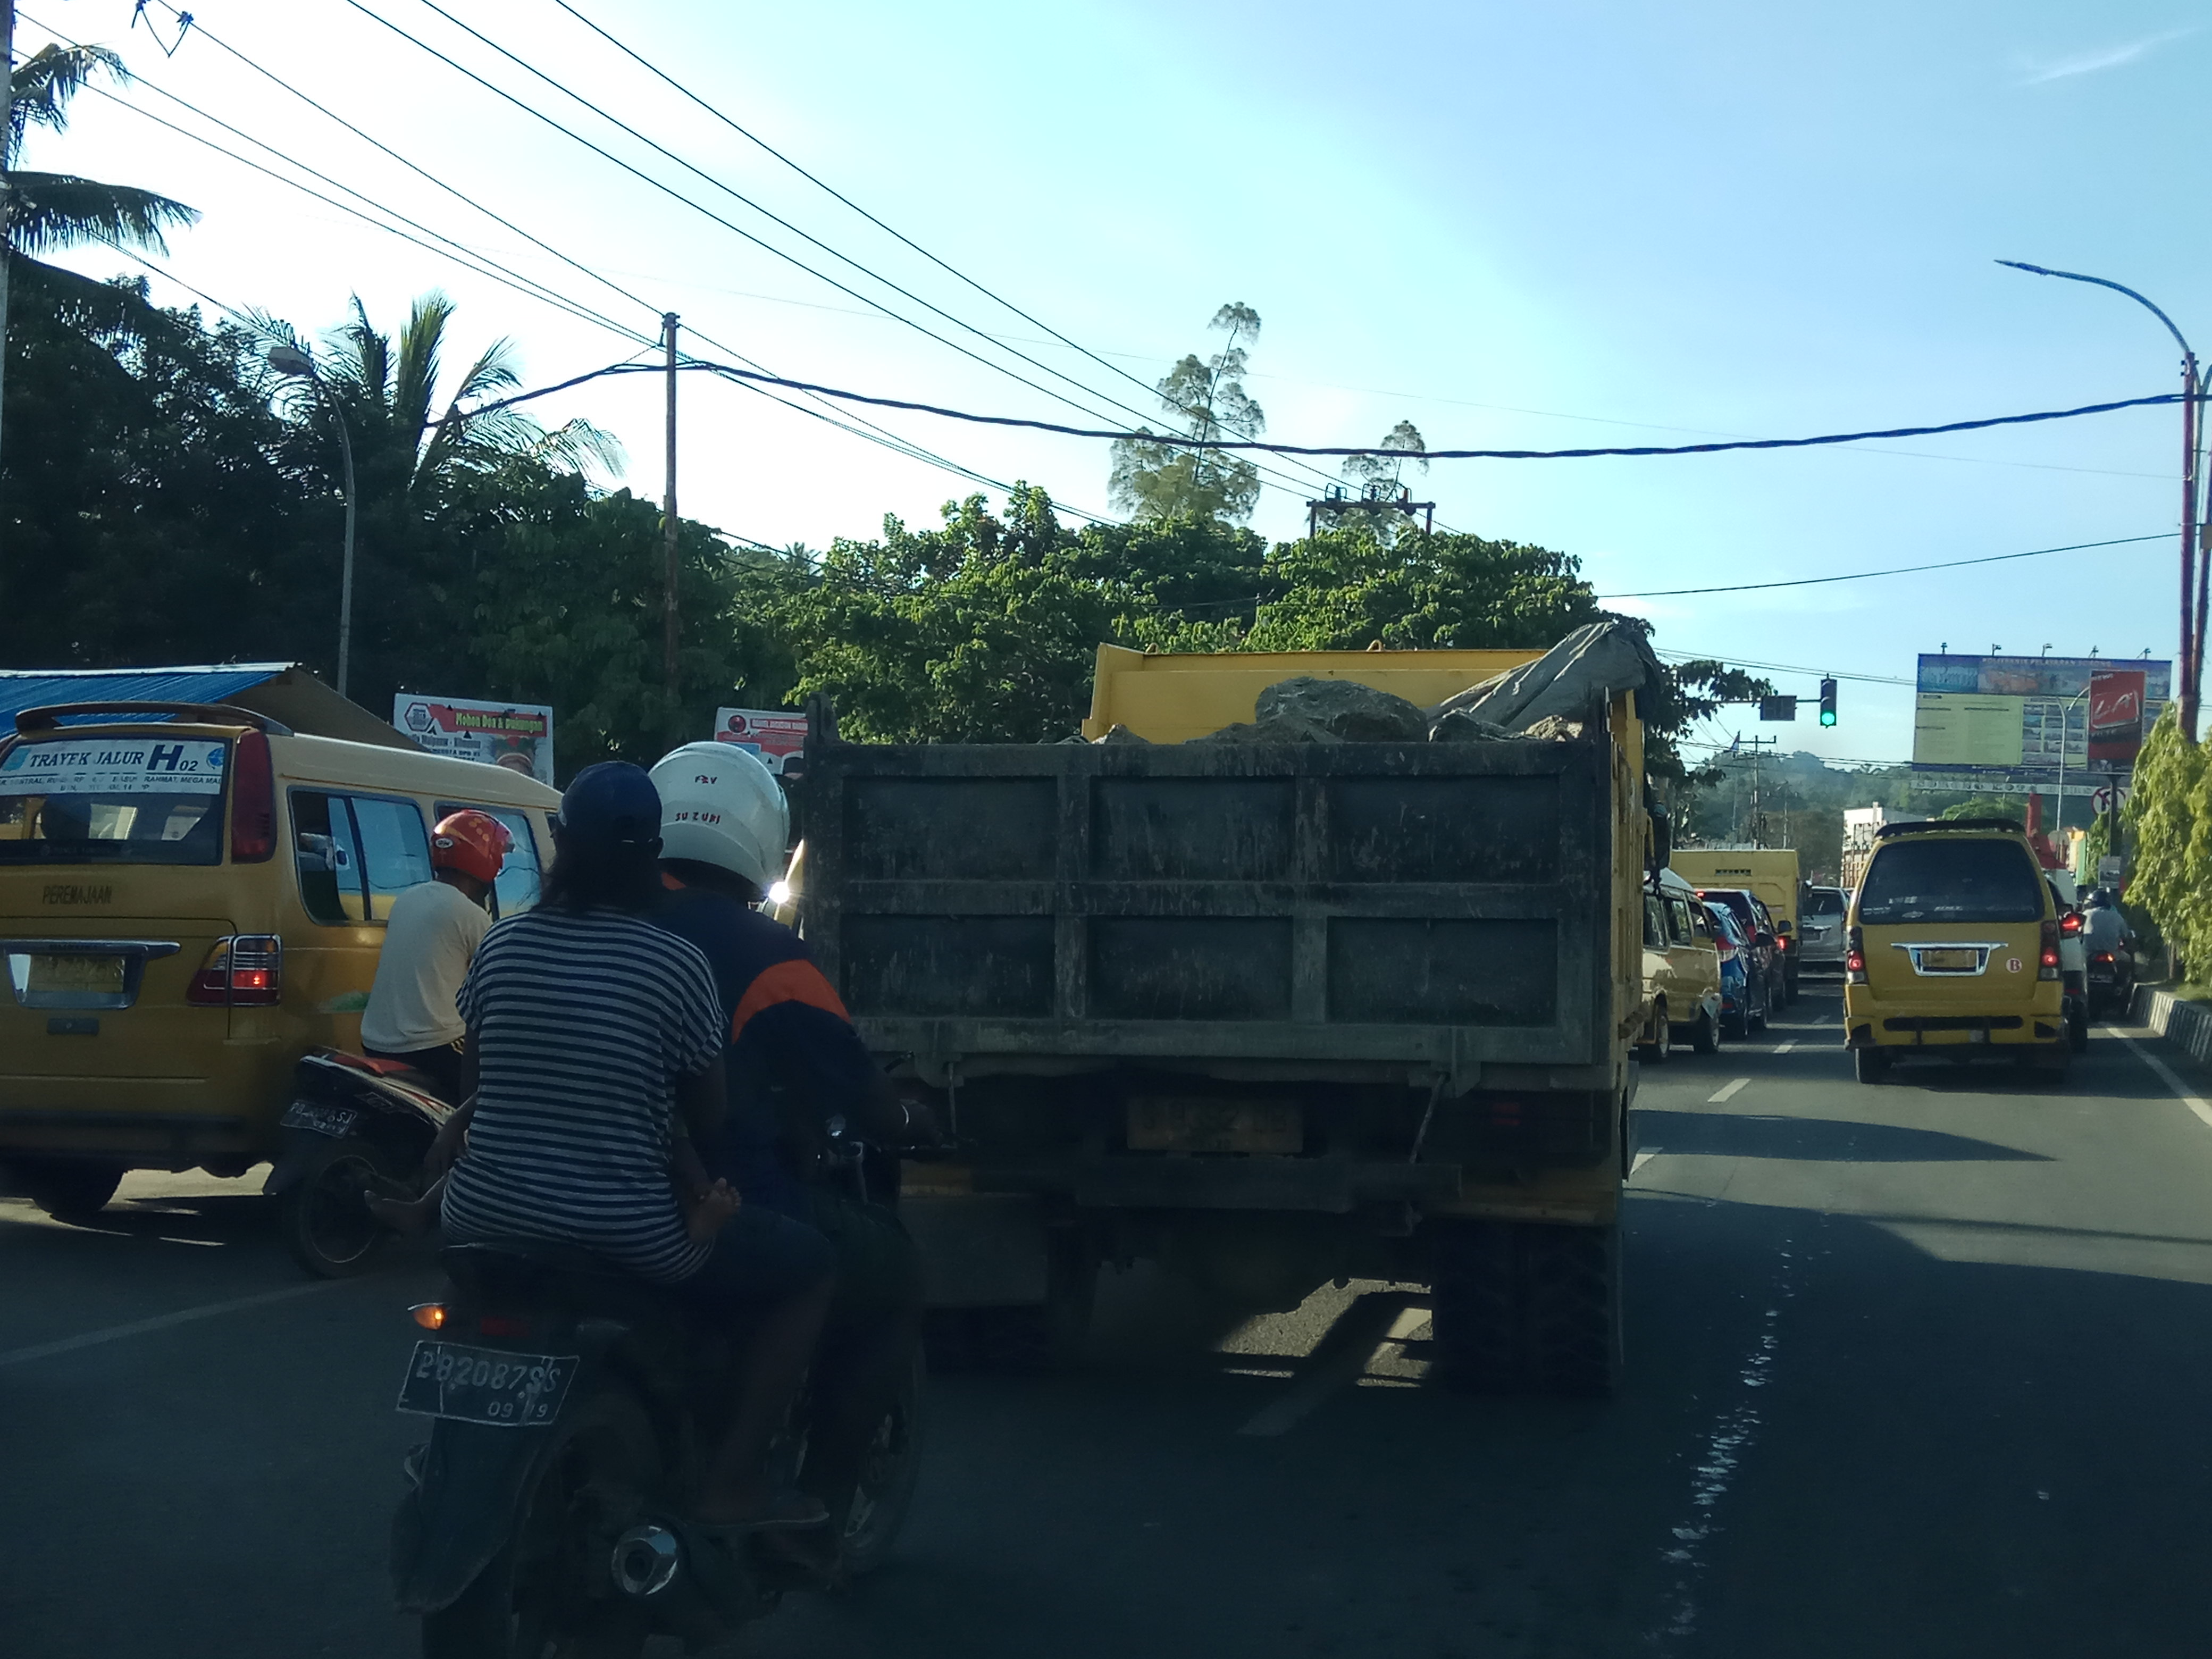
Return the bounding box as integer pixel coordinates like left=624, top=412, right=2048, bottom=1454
left=1857, top=838, right=2045, bottom=925
left=0, top=735, right=229, bottom=866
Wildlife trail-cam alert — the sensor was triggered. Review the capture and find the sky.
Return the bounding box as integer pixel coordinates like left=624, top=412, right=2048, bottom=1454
left=19, top=0, right=2209, bottom=767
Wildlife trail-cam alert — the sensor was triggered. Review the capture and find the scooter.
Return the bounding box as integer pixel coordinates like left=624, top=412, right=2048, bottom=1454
left=2087, top=943, right=2137, bottom=1019
left=389, top=1155, right=924, bottom=1655
left=264, top=1049, right=451, bottom=1279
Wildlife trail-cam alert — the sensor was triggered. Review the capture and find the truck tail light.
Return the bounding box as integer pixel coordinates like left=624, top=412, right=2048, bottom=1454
left=2039, top=919, right=2061, bottom=979
left=229, top=731, right=275, bottom=863
left=1846, top=925, right=1867, bottom=985
left=187, top=935, right=283, bottom=1006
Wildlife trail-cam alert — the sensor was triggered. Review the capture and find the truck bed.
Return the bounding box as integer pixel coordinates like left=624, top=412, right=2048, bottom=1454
left=803, top=734, right=1621, bottom=1093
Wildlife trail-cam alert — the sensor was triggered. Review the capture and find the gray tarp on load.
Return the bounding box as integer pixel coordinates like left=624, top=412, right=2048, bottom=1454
left=1423, top=620, right=1663, bottom=732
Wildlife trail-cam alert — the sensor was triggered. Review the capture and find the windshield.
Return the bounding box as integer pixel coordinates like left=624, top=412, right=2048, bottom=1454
left=1804, top=887, right=1846, bottom=916
left=1857, top=837, right=2045, bottom=926
left=0, top=735, right=229, bottom=866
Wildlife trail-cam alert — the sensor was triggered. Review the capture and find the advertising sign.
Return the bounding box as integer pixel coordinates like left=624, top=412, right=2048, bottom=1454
left=713, top=708, right=807, bottom=776
left=2087, top=668, right=2149, bottom=764
left=393, top=694, right=555, bottom=784
left=1910, top=655, right=2170, bottom=784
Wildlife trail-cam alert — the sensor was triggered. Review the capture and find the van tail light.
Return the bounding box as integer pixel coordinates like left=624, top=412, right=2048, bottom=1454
left=2060, top=911, right=2082, bottom=936
left=229, top=731, right=275, bottom=863
left=1846, top=925, right=1867, bottom=985
left=187, top=935, right=283, bottom=1006
left=2039, top=919, right=2061, bottom=979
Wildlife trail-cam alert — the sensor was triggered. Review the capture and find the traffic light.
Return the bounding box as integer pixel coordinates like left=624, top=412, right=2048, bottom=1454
left=1819, top=677, right=1838, bottom=727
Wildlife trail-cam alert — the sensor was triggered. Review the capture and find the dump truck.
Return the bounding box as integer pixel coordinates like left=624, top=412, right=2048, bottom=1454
left=1669, top=845, right=1804, bottom=998
left=798, top=637, right=1660, bottom=1395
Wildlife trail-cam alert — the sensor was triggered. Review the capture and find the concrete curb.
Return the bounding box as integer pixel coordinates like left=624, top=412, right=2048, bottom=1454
left=2126, top=985, right=2212, bottom=1068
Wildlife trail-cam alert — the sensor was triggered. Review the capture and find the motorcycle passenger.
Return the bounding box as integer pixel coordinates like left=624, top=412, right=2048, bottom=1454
left=2081, top=887, right=2133, bottom=956
left=432, top=761, right=837, bottom=1532
left=359, top=810, right=510, bottom=1101
left=647, top=741, right=932, bottom=1535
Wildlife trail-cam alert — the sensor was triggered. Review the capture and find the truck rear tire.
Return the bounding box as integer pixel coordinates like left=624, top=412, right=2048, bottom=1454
left=1431, top=1219, right=1622, bottom=1398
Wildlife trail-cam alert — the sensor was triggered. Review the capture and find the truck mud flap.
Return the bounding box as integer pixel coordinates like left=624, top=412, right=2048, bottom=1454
left=260, top=1127, right=326, bottom=1199
left=390, top=1417, right=553, bottom=1614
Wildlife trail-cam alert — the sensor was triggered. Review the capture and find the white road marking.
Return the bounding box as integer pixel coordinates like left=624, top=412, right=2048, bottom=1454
left=1773, top=1043, right=1796, bottom=1055
left=1236, top=1303, right=1428, bottom=1437
left=1632, top=1150, right=1661, bottom=1176
left=1708, top=1077, right=1750, bottom=1103
left=0, top=1279, right=339, bottom=1370
left=2105, top=1027, right=2212, bottom=1130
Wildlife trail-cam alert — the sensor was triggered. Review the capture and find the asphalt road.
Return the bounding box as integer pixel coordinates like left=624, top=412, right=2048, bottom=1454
left=8, top=983, right=2212, bottom=1657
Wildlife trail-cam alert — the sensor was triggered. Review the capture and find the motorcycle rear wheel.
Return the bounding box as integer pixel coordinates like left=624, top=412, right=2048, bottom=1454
left=834, top=1346, right=926, bottom=1581
left=276, top=1134, right=393, bottom=1279
left=422, top=1388, right=662, bottom=1659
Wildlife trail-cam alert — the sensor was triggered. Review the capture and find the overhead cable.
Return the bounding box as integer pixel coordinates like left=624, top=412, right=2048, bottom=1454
left=1595, top=533, right=2169, bottom=599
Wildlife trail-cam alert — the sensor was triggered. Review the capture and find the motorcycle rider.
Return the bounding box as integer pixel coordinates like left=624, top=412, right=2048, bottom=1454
left=359, top=810, right=510, bottom=1102
left=646, top=741, right=932, bottom=1541
left=2081, top=887, right=2136, bottom=1006
left=431, top=761, right=838, bottom=1532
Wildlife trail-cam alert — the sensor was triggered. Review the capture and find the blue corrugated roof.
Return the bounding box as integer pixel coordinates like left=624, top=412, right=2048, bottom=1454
left=0, top=665, right=291, bottom=725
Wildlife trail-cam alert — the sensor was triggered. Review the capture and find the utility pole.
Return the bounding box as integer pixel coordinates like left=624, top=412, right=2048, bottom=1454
left=2, top=0, right=18, bottom=483
left=661, top=312, right=680, bottom=707
left=1744, top=735, right=1778, bottom=844
left=2184, top=352, right=2202, bottom=734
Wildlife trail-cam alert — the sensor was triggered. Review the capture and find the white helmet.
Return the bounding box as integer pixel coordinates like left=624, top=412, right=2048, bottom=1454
left=649, top=741, right=789, bottom=891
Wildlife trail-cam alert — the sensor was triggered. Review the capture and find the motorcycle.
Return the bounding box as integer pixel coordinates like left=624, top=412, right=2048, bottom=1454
left=2086, top=944, right=2136, bottom=1019
left=389, top=1125, right=924, bottom=1655
left=265, top=1049, right=450, bottom=1278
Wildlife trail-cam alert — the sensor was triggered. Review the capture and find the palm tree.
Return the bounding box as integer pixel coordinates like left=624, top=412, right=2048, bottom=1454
left=292, top=291, right=619, bottom=500
left=3, top=40, right=198, bottom=453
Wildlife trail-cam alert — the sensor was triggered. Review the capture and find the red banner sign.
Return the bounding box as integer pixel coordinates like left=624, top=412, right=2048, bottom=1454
left=2087, top=669, right=2148, bottom=764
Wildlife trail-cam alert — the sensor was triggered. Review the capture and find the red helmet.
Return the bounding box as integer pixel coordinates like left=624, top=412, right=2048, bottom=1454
left=431, top=810, right=512, bottom=885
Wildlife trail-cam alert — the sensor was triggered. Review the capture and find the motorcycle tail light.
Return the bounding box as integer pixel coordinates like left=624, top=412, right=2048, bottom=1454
left=186, top=935, right=283, bottom=1006
left=2039, top=919, right=2060, bottom=979
left=2060, top=911, right=2082, bottom=936
left=478, top=1313, right=532, bottom=1339
left=410, top=1303, right=449, bottom=1331
left=2092, top=952, right=2115, bottom=964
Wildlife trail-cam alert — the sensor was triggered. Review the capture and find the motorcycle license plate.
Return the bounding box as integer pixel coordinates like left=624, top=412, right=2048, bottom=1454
left=280, top=1100, right=359, bottom=1137
left=397, top=1341, right=576, bottom=1428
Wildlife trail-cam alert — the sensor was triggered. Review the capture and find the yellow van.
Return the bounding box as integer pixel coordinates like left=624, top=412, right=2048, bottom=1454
left=1843, top=818, right=2066, bottom=1084
left=1670, top=846, right=1803, bottom=999
left=1639, top=868, right=1724, bottom=1058
left=0, top=700, right=557, bottom=1220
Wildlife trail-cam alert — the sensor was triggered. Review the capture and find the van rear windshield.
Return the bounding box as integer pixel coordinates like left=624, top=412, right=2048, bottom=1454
left=0, top=735, right=229, bottom=866
left=1858, top=839, right=2044, bottom=925
left=1804, top=889, right=1847, bottom=916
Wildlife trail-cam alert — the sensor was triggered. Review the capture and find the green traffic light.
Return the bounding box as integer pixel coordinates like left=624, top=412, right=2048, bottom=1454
left=1820, top=709, right=1837, bottom=727
left=1817, top=675, right=1838, bottom=726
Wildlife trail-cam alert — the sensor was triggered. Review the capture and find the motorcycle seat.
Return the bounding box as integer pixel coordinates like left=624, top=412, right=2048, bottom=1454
left=441, top=1238, right=682, bottom=1322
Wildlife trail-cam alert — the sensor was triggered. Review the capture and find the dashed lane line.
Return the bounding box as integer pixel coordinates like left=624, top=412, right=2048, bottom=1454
left=1707, top=1077, right=1750, bottom=1104
left=1632, top=1149, right=1661, bottom=1176
left=0, top=1279, right=341, bottom=1370
left=2104, top=1026, right=2212, bottom=1131
left=1773, top=1042, right=1796, bottom=1055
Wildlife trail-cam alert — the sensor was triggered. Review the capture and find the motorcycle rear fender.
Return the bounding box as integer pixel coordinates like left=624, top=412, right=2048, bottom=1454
left=388, top=1328, right=634, bottom=1613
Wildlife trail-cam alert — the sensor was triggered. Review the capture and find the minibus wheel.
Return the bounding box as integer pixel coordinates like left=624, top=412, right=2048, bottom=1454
left=10, top=1157, right=125, bottom=1224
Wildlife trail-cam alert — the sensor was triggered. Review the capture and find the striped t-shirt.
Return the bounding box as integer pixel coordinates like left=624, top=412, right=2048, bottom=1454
left=440, top=906, right=724, bottom=1283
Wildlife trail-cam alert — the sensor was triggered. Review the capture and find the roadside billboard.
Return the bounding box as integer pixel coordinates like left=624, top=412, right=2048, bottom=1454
left=713, top=707, right=807, bottom=775
left=1910, top=655, right=2169, bottom=785
left=393, top=694, right=555, bottom=784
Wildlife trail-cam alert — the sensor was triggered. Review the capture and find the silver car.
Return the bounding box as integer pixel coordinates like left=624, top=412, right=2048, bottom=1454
left=1798, top=885, right=1848, bottom=970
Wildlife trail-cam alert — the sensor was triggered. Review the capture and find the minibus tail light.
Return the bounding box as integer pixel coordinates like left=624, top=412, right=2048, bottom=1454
left=187, top=935, right=283, bottom=1006
left=2039, top=919, right=2061, bottom=979
left=229, top=731, right=275, bottom=863
left=1846, top=925, right=1867, bottom=985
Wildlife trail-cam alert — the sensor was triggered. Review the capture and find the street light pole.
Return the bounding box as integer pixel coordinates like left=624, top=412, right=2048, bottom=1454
left=268, top=347, right=359, bottom=699
left=1998, top=261, right=2200, bottom=740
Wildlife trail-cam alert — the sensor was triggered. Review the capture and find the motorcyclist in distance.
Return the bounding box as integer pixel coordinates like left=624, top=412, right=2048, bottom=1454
left=359, top=810, right=511, bottom=1102
left=647, top=741, right=935, bottom=1544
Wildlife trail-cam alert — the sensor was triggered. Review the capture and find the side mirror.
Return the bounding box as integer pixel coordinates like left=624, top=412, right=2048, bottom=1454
left=1755, top=931, right=1775, bottom=948
left=1775, top=919, right=1792, bottom=934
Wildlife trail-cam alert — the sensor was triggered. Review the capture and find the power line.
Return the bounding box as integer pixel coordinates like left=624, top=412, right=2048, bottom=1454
left=337, top=0, right=1343, bottom=514
left=453, top=355, right=2197, bottom=461
left=1654, top=648, right=1915, bottom=688
left=113, top=3, right=1103, bottom=520
left=1596, top=533, right=2168, bottom=599
left=535, top=0, right=1364, bottom=506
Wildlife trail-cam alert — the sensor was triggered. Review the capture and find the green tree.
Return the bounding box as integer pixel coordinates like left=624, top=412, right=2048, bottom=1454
left=1333, top=420, right=1429, bottom=543
left=1108, top=303, right=1266, bottom=524
left=2122, top=705, right=2206, bottom=974
left=5, top=43, right=197, bottom=273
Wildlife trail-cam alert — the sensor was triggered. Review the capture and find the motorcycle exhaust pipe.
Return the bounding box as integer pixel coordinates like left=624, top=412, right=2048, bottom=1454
left=611, top=1526, right=682, bottom=1598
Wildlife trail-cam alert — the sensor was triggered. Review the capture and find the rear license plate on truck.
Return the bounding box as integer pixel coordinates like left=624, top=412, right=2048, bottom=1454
left=1127, top=1097, right=1302, bottom=1154
left=397, top=1342, right=576, bottom=1428
left=28, top=955, right=124, bottom=996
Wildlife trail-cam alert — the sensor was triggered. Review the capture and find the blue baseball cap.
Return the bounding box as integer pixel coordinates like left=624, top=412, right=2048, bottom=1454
left=557, top=761, right=661, bottom=850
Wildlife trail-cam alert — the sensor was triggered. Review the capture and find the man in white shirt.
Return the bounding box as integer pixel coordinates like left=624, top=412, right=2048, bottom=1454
left=360, top=810, right=510, bottom=1100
